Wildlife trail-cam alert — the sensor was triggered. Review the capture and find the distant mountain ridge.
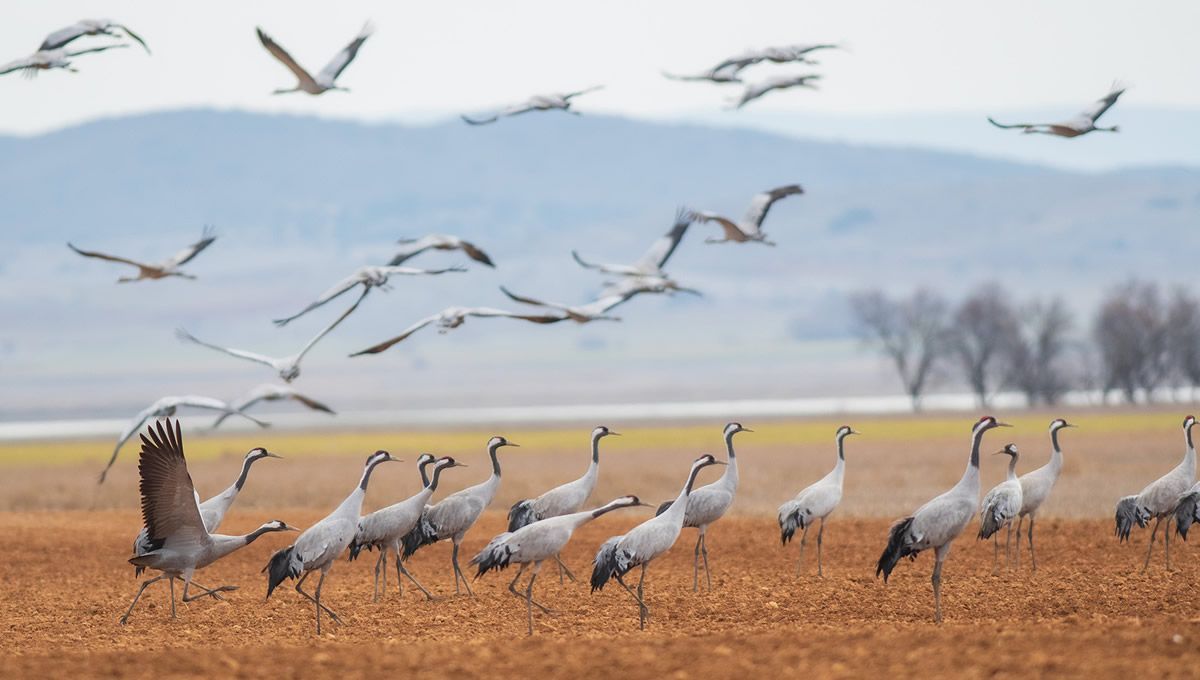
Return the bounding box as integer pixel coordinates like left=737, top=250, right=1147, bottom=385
left=0, top=109, right=1196, bottom=420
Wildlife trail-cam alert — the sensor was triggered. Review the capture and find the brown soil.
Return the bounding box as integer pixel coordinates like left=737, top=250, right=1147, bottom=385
left=2, top=510, right=1198, bottom=678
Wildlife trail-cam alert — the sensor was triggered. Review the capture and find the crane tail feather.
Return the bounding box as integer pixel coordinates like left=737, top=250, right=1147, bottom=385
left=876, top=516, right=917, bottom=582
left=263, top=545, right=298, bottom=599
left=590, top=538, right=628, bottom=592
left=779, top=507, right=805, bottom=546
left=1114, top=496, right=1147, bottom=542
left=507, top=499, right=537, bottom=532
left=1175, top=493, right=1199, bottom=540
left=400, top=511, right=439, bottom=560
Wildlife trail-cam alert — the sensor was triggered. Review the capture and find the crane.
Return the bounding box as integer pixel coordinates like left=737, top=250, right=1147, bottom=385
left=778, top=425, right=858, bottom=576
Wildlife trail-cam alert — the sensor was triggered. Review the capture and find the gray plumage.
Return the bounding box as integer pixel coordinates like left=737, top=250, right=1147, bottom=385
left=591, top=454, right=725, bottom=630
left=1013, top=419, right=1075, bottom=570
left=211, top=384, right=335, bottom=429
left=778, top=425, right=856, bottom=576
left=399, top=436, right=518, bottom=595
left=1174, top=483, right=1200, bottom=540
left=691, top=185, right=804, bottom=246
left=1, top=43, right=128, bottom=78
left=728, top=73, right=820, bottom=109
left=570, top=208, right=695, bottom=278
left=656, top=422, right=751, bottom=591
left=349, top=307, right=564, bottom=355
left=1113, top=415, right=1196, bottom=571
left=349, top=456, right=463, bottom=601
left=461, top=86, right=604, bottom=125
left=257, top=23, right=373, bottom=95
left=100, top=395, right=268, bottom=483
left=388, top=234, right=495, bottom=268
left=39, top=19, right=149, bottom=53
left=274, top=265, right=464, bottom=326
left=988, top=83, right=1125, bottom=138
left=876, top=416, right=1010, bottom=623
left=68, top=226, right=215, bottom=282
left=178, top=288, right=367, bottom=382
left=133, top=447, right=280, bottom=575
left=473, top=496, right=646, bottom=635
left=507, top=426, right=619, bottom=583
left=120, top=420, right=295, bottom=625
left=264, top=450, right=396, bottom=634
left=978, top=444, right=1023, bottom=575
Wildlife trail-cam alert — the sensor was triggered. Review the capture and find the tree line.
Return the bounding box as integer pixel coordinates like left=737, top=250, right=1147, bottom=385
left=848, top=280, right=1200, bottom=409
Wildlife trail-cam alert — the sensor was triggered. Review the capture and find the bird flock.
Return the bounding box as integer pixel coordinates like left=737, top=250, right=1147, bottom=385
left=8, top=14, right=1151, bottom=638
left=120, top=414, right=1199, bottom=635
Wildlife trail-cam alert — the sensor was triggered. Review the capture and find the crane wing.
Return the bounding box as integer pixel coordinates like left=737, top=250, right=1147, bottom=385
left=116, top=24, right=151, bottom=53
left=563, top=85, right=604, bottom=100
left=350, top=313, right=441, bottom=356
left=986, top=117, right=1037, bottom=130
left=295, top=288, right=368, bottom=362
left=256, top=28, right=317, bottom=87
left=290, top=392, right=336, bottom=414
left=175, top=329, right=279, bottom=368
left=498, top=286, right=565, bottom=311
left=1077, top=84, right=1125, bottom=124
left=274, top=271, right=363, bottom=325
left=387, top=234, right=441, bottom=265
left=138, top=419, right=208, bottom=549
left=634, top=207, right=692, bottom=271
left=67, top=243, right=153, bottom=269
left=317, top=22, right=373, bottom=84
left=740, top=184, right=803, bottom=232
left=163, top=226, right=217, bottom=268
left=458, top=240, right=495, bottom=267
left=692, top=211, right=744, bottom=240
left=466, top=307, right=566, bottom=323
left=38, top=22, right=89, bottom=51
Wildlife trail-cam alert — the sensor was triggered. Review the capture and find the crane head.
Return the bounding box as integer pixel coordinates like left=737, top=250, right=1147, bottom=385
left=993, top=443, right=1019, bottom=458
left=593, top=425, right=621, bottom=440
left=488, top=436, right=519, bottom=450
left=725, top=422, right=753, bottom=437
left=1184, top=415, right=1196, bottom=431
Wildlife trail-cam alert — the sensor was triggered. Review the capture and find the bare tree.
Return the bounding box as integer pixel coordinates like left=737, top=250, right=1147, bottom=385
left=849, top=288, right=951, bottom=410
left=1167, top=287, right=1200, bottom=400
left=949, top=283, right=1019, bottom=407
left=1093, top=281, right=1172, bottom=403
left=1006, top=298, right=1074, bottom=406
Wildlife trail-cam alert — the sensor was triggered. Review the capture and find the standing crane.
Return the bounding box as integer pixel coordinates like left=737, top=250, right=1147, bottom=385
left=978, top=444, right=1023, bottom=575
left=592, top=454, right=725, bottom=630
left=1013, top=418, right=1075, bottom=570
left=121, top=420, right=296, bottom=624
left=507, top=426, right=620, bottom=583
left=778, top=425, right=858, bottom=576
left=264, top=450, right=397, bottom=634
left=654, top=422, right=751, bottom=591
left=400, top=436, right=519, bottom=595
left=876, top=416, right=1010, bottom=623
left=349, top=456, right=464, bottom=601
left=472, top=495, right=648, bottom=635
left=1115, top=415, right=1196, bottom=571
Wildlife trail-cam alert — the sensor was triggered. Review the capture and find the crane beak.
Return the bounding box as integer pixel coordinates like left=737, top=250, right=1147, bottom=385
left=1064, top=423, right=1078, bottom=428
left=609, top=431, right=622, bottom=437
left=741, top=427, right=755, bottom=433
left=454, top=462, right=468, bottom=467
left=506, top=443, right=521, bottom=448
left=265, top=452, right=283, bottom=459
left=712, top=460, right=729, bottom=466
left=850, top=429, right=861, bottom=436
left=996, top=422, right=1013, bottom=428
left=635, top=501, right=653, bottom=507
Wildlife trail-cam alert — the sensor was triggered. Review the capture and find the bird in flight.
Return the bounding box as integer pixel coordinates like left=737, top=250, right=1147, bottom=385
left=39, top=19, right=150, bottom=53
left=211, top=384, right=335, bottom=429
left=461, top=86, right=604, bottom=125
left=388, top=234, right=496, bottom=268
left=67, top=227, right=216, bottom=282
left=256, top=22, right=373, bottom=95
left=712, top=43, right=840, bottom=75
left=571, top=208, right=694, bottom=279
left=273, top=264, right=464, bottom=326
left=690, top=185, right=804, bottom=246
left=0, top=44, right=127, bottom=78
left=350, top=306, right=564, bottom=355
left=988, top=84, right=1126, bottom=138
left=730, top=73, right=821, bottom=109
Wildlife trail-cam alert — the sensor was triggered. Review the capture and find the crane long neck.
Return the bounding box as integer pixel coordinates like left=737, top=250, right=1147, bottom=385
left=1049, top=427, right=1064, bottom=470
left=588, top=500, right=630, bottom=520
left=418, top=461, right=433, bottom=488
left=428, top=464, right=448, bottom=493
left=957, top=426, right=986, bottom=491
left=233, top=456, right=257, bottom=492
left=1184, top=424, right=1196, bottom=472
left=242, top=525, right=280, bottom=545
left=489, top=444, right=502, bottom=478
left=591, top=434, right=602, bottom=464
left=358, top=459, right=385, bottom=492
left=836, top=434, right=847, bottom=462
left=1006, top=455, right=1019, bottom=480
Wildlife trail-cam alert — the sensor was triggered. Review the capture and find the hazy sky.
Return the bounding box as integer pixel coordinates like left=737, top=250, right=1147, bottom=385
left=2, top=1, right=1198, bottom=169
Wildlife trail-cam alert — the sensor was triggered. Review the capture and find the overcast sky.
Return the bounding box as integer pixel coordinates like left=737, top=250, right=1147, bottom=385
left=2, top=1, right=1198, bottom=166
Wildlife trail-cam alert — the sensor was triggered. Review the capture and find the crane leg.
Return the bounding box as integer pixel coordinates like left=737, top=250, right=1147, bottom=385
left=1143, top=516, right=1162, bottom=572
left=119, top=573, right=168, bottom=625
left=699, top=529, right=712, bottom=591
left=1165, top=516, right=1173, bottom=570
left=992, top=535, right=1000, bottom=576
left=816, top=518, right=825, bottom=578
left=396, top=551, right=434, bottom=600
left=452, top=540, right=474, bottom=596
left=296, top=570, right=341, bottom=626
left=372, top=549, right=386, bottom=602
left=508, top=563, right=553, bottom=613
left=615, top=573, right=648, bottom=612
left=692, top=532, right=702, bottom=592
left=796, top=524, right=810, bottom=575
left=1028, top=515, right=1037, bottom=572
left=553, top=554, right=577, bottom=583
left=637, top=563, right=649, bottom=630
left=169, top=575, right=177, bottom=619
left=525, top=562, right=543, bottom=636
left=932, top=544, right=950, bottom=624
left=1004, top=523, right=1013, bottom=568
left=181, top=579, right=237, bottom=603
left=1014, top=516, right=1023, bottom=569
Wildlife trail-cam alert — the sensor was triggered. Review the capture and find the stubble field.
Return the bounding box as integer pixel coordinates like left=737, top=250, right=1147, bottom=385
left=2, top=409, right=1199, bottom=677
